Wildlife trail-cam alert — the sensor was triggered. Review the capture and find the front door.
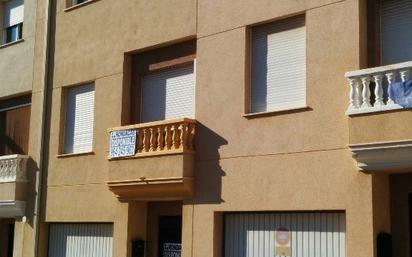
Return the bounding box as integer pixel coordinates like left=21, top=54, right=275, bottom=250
left=158, top=216, right=182, bottom=257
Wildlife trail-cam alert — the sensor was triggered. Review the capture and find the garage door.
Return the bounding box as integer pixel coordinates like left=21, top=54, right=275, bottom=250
left=48, top=223, right=113, bottom=257
left=224, top=212, right=345, bottom=257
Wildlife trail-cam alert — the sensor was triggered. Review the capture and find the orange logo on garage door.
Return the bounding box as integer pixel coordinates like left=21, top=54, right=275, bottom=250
left=275, top=226, right=291, bottom=245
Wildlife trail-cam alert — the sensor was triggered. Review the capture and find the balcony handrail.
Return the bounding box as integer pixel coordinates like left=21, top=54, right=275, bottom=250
left=345, top=61, right=412, bottom=115
left=345, top=61, right=412, bottom=78
left=0, top=154, right=28, bottom=183
left=107, top=118, right=196, bottom=132
left=108, top=118, right=196, bottom=159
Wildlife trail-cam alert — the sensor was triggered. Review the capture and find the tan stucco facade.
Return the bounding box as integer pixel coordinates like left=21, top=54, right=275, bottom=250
left=1, top=0, right=411, bottom=256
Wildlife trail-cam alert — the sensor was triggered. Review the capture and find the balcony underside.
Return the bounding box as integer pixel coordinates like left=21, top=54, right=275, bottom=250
left=350, top=140, right=412, bottom=172
left=0, top=200, right=25, bottom=218
left=107, top=177, right=193, bottom=201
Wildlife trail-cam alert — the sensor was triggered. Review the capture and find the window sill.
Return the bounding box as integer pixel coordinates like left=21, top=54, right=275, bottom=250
left=56, top=151, right=95, bottom=158
left=64, top=0, right=99, bottom=12
left=243, top=106, right=311, bottom=119
left=0, top=39, right=24, bottom=49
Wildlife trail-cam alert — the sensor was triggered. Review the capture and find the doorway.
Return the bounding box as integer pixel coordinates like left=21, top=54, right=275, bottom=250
left=147, top=201, right=182, bottom=257
left=158, top=216, right=182, bottom=257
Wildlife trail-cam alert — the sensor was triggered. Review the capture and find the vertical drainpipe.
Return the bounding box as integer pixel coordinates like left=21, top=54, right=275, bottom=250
left=33, top=0, right=52, bottom=255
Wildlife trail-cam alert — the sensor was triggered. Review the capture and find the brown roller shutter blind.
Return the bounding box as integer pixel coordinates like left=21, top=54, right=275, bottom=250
left=0, top=97, right=31, bottom=155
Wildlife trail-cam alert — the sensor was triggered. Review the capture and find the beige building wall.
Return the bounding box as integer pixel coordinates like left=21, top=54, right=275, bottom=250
left=40, top=1, right=393, bottom=257
left=0, top=0, right=37, bottom=98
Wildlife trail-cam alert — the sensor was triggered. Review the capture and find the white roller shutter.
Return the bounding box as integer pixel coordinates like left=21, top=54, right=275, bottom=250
left=64, top=84, right=95, bottom=154
left=141, top=63, right=195, bottom=123
left=225, top=212, right=346, bottom=257
left=251, top=16, right=306, bottom=113
left=3, top=0, right=24, bottom=27
left=381, top=0, right=412, bottom=65
left=48, top=224, right=113, bottom=257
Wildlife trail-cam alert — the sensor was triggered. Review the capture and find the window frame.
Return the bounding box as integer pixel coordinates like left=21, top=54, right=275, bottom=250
left=1, top=0, right=24, bottom=46
left=59, top=82, right=96, bottom=157
left=244, top=14, right=308, bottom=117
left=130, top=40, right=197, bottom=125
left=3, top=22, right=22, bottom=44
left=64, top=0, right=98, bottom=11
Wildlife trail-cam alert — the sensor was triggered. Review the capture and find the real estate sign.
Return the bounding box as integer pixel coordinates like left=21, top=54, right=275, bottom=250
left=109, top=129, right=137, bottom=158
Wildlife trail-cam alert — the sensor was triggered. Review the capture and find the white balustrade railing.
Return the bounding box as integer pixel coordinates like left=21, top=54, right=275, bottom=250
left=0, top=155, right=28, bottom=183
left=345, top=61, right=412, bottom=115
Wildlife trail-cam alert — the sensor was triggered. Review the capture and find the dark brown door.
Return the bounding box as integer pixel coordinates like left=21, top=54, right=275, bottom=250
left=158, top=216, right=182, bottom=257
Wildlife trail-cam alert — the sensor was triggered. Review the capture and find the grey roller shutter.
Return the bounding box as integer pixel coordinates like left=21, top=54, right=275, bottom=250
left=48, top=223, right=113, bottom=257
left=3, top=0, right=24, bottom=27
left=381, top=0, right=412, bottom=65
left=224, top=212, right=346, bottom=257
left=64, top=84, right=95, bottom=154
left=141, top=63, right=195, bottom=123
left=251, top=16, right=306, bottom=113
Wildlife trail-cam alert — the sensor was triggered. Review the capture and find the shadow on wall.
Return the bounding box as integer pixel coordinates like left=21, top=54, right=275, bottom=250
left=192, top=122, right=227, bottom=204
left=25, top=157, right=39, bottom=228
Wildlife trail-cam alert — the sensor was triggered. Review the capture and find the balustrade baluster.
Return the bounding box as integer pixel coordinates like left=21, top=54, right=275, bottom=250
left=182, top=123, right=189, bottom=150
left=373, top=74, right=384, bottom=107
left=173, top=124, right=181, bottom=149
left=137, top=129, right=143, bottom=153
left=400, top=69, right=410, bottom=83
left=187, top=123, right=195, bottom=151
left=143, top=128, right=150, bottom=152
left=361, top=76, right=372, bottom=108
left=165, top=125, right=172, bottom=150
left=348, top=78, right=359, bottom=109
left=150, top=127, right=158, bottom=151
left=386, top=72, right=396, bottom=105
left=158, top=126, right=164, bottom=150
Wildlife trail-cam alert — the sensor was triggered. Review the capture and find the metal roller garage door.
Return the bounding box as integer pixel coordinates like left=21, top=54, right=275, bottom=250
left=48, top=223, right=113, bottom=257
left=224, top=212, right=346, bottom=257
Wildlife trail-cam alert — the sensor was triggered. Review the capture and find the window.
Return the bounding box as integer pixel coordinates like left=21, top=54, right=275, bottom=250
left=367, top=0, right=412, bottom=66
left=249, top=15, right=306, bottom=114
left=67, top=0, right=89, bottom=8
left=141, top=64, right=195, bottom=123
left=0, top=95, right=31, bottom=156
left=224, top=212, right=346, bottom=257
left=48, top=224, right=113, bottom=257
left=63, top=84, right=95, bottom=154
left=2, top=0, right=24, bottom=44
left=131, top=40, right=196, bottom=124
left=380, top=0, right=412, bottom=65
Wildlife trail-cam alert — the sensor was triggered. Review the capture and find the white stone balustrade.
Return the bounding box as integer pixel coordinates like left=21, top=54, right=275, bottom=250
left=345, top=61, right=412, bottom=115
left=0, top=155, right=28, bottom=183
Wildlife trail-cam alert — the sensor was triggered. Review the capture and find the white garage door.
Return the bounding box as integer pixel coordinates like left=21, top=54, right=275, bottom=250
left=48, top=223, right=113, bottom=257
left=224, top=212, right=346, bottom=257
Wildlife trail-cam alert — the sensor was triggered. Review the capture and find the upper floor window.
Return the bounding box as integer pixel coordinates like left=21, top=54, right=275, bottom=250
left=381, top=0, right=412, bottom=65
left=2, top=0, right=24, bottom=44
left=249, top=15, right=306, bottom=114
left=0, top=95, right=31, bottom=156
left=63, top=84, right=95, bottom=154
left=368, top=0, right=412, bottom=66
left=67, top=0, right=89, bottom=8
left=130, top=40, right=196, bottom=124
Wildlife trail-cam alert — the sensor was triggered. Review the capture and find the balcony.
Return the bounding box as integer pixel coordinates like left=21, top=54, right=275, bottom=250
left=346, top=61, right=412, bottom=172
left=344, top=61, right=412, bottom=115
left=106, top=118, right=196, bottom=201
left=0, top=155, right=28, bottom=217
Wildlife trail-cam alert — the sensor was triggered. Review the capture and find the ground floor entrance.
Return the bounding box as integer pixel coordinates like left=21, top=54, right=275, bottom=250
left=0, top=219, right=15, bottom=257
left=390, top=174, right=412, bottom=257
left=146, top=201, right=182, bottom=257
